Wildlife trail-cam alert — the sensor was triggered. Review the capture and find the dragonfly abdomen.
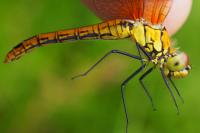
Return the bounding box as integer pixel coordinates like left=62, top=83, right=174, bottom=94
left=5, top=19, right=133, bottom=63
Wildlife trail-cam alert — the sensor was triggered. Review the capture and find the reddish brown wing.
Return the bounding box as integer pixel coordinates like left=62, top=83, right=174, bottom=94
left=81, top=0, right=173, bottom=24
left=143, top=0, right=173, bottom=24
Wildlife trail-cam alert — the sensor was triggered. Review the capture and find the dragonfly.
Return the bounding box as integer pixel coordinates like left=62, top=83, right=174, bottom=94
left=4, top=0, right=191, bottom=132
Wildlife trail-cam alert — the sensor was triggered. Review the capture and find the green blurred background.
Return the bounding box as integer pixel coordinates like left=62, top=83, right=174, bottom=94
left=0, top=0, right=199, bottom=133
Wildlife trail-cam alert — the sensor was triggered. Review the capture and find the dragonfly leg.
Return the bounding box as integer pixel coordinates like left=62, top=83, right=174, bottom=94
left=136, top=43, right=144, bottom=66
left=169, top=78, right=184, bottom=104
left=139, top=67, right=157, bottom=111
left=72, top=50, right=143, bottom=80
left=136, top=43, right=152, bottom=61
left=121, top=64, right=146, bottom=133
left=160, top=68, right=180, bottom=115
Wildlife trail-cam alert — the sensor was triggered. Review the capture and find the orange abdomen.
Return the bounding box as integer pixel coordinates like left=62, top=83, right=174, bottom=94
left=5, top=19, right=132, bottom=63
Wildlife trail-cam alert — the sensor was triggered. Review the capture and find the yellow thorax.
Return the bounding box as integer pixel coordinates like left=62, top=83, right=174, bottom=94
left=130, top=21, right=171, bottom=60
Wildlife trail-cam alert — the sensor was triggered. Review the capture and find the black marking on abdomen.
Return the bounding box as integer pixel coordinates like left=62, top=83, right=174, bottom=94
left=14, top=43, right=22, bottom=49
left=97, top=24, right=101, bottom=39
left=119, top=21, right=124, bottom=32
left=107, top=22, right=112, bottom=34
left=79, top=33, right=99, bottom=39
left=58, top=35, right=77, bottom=42
left=114, top=20, right=119, bottom=37
left=100, top=33, right=113, bottom=38
left=36, top=36, right=42, bottom=46
left=21, top=43, right=27, bottom=53
left=13, top=43, right=24, bottom=56
left=40, top=38, right=58, bottom=45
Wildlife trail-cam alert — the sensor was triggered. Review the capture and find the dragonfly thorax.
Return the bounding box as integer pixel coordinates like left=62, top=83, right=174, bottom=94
left=128, top=20, right=170, bottom=60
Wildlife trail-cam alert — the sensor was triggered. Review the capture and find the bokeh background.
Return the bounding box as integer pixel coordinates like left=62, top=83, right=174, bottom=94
left=0, top=0, right=199, bottom=133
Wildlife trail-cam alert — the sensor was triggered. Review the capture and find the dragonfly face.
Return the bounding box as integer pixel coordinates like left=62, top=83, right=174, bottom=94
left=164, top=52, right=191, bottom=78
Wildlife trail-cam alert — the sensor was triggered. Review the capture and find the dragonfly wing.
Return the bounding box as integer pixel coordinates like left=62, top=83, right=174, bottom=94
left=81, top=0, right=134, bottom=20
left=81, top=0, right=173, bottom=24
left=143, top=0, right=173, bottom=24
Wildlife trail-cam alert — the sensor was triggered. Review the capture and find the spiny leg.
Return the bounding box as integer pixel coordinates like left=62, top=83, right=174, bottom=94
left=121, top=64, right=146, bottom=133
left=139, top=67, right=156, bottom=111
left=160, top=68, right=180, bottom=115
left=72, top=50, right=143, bottom=80
left=136, top=43, right=144, bottom=66
left=137, top=43, right=152, bottom=60
left=169, top=78, right=184, bottom=104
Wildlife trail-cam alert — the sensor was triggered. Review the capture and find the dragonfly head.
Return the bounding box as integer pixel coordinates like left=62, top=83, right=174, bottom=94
left=163, top=52, right=191, bottom=78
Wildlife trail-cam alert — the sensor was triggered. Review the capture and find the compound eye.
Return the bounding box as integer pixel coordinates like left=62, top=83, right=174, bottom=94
left=174, top=61, right=180, bottom=66
left=167, top=52, right=189, bottom=71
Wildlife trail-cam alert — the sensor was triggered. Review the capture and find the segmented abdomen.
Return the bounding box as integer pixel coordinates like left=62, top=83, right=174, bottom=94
left=4, top=19, right=132, bottom=63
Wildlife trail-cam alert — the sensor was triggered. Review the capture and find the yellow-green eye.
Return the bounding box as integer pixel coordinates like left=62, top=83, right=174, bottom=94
left=166, top=52, right=189, bottom=72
